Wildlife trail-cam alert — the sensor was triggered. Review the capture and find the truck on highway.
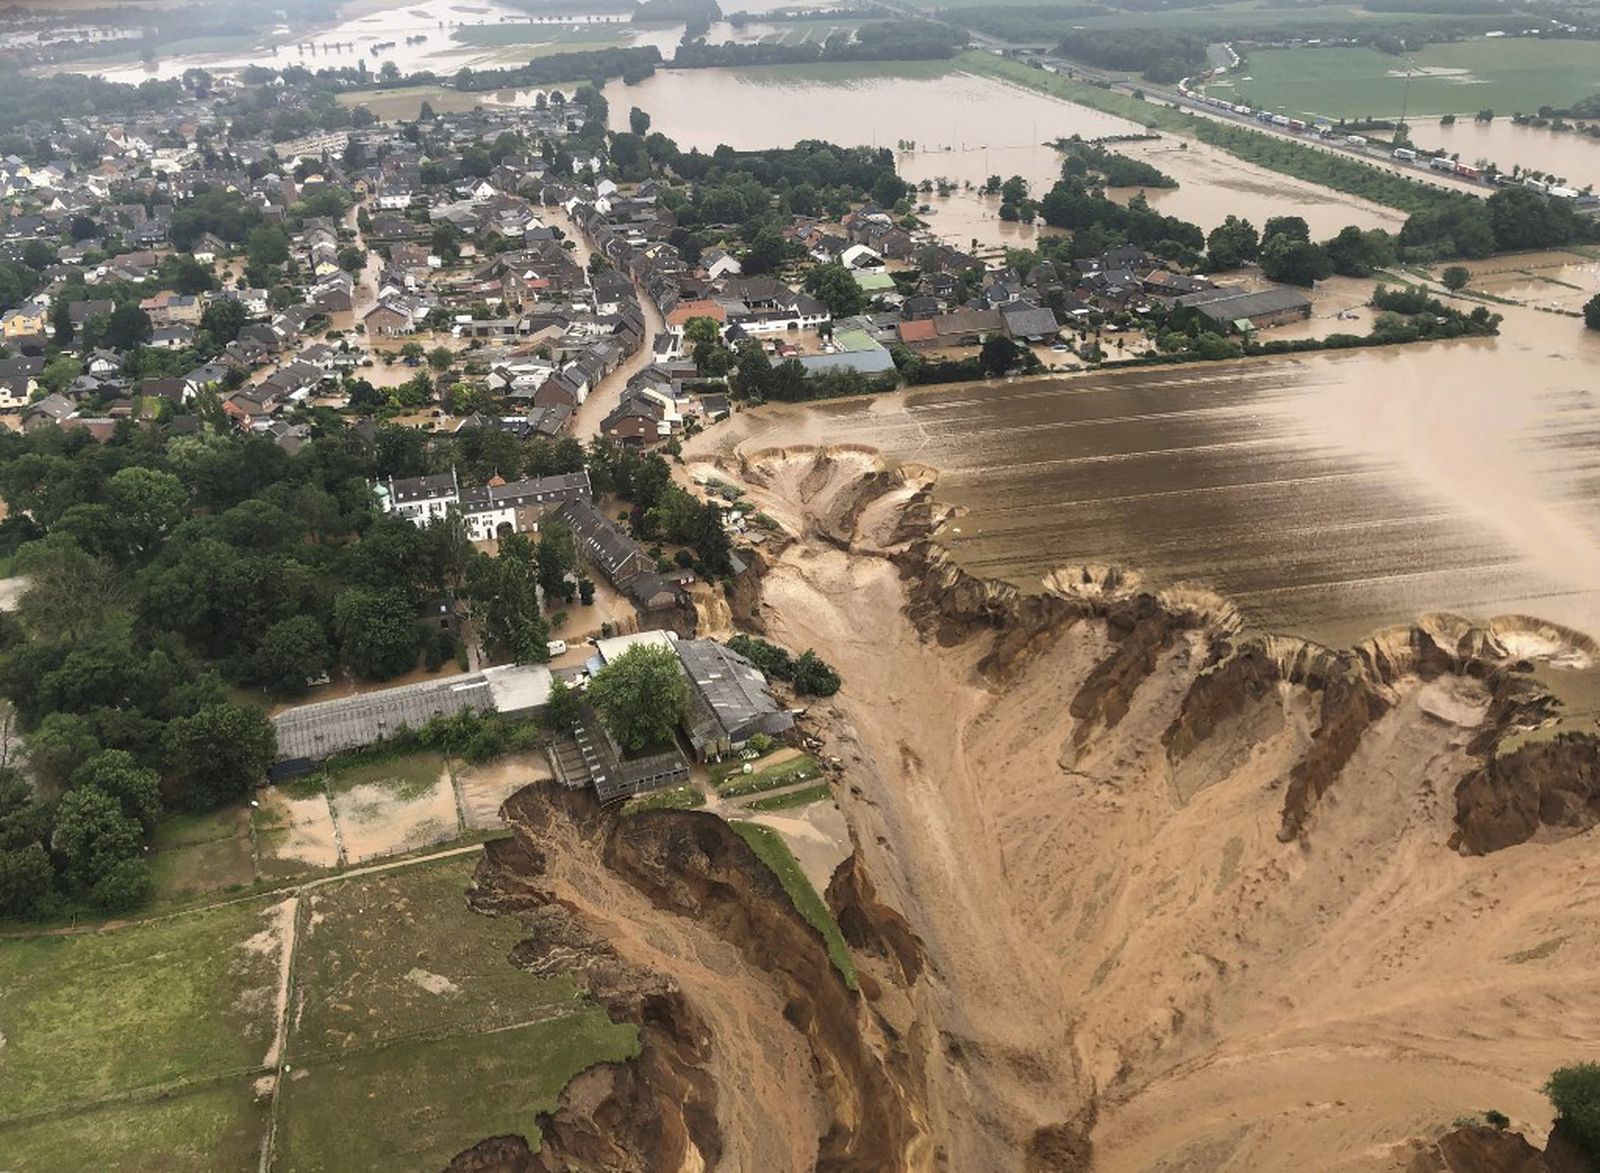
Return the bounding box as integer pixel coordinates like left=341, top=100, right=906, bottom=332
left=1393, top=147, right=1417, bottom=162
left=1429, top=155, right=1457, bottom=172
left=1345, top=134, right=1367, bottom=147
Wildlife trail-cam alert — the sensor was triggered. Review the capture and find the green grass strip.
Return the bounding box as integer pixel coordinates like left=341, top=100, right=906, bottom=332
left=731, top=821, right=858, bottom=991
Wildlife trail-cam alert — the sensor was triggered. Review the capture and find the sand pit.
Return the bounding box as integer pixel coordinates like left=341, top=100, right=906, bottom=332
left=710, top=447, right=1600, bottom=1170
left=453, top=751, right=553, bottom=830
left=330, top=766, right=460, bottom=864
left=254, top=786, right=340, bottom=876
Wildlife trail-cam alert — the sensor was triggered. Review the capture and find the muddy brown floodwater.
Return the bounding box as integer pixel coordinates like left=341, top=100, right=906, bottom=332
left=696, top=298, right=1600, bottom=651
left=607, top=67, right=1406, bottom=244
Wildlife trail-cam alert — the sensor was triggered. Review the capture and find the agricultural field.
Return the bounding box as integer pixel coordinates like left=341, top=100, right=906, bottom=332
left=927, top=0, right=1513, bottom=38
left=146, top=748, right=549, bottom=903
left=1209, top=40, right=1600, bottom=119
left=0, top=857, right=637, bottom=1172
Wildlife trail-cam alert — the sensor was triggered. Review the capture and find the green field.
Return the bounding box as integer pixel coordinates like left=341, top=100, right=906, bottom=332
left=922, top=0, right=1516, bottom=38
left=0, top=857, right=637, bottom=1171
left=0, top=901, right=282, bottom=1120
left=1210, top=40, right=1600, bottom=119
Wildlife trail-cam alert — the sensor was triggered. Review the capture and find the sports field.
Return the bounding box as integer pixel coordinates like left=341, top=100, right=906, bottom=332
left=1207, top=40, right=1600, bottom=119
left=0, top=855, right=637, bottom=1172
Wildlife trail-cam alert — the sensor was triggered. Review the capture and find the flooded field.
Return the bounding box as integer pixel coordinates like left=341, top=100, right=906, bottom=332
left=610, top=66, right=1407, bottom=243
left=1419, top=118, right=1600, bottom=192
left=696, top=299, right=1600, bottom=649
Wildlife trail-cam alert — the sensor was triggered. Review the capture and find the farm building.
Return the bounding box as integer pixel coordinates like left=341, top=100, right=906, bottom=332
left=1174, top=286, right=1313, bottom=333
left=676, top=638, right=796, bottom=760
left=270, top=664, right=552, bottom=776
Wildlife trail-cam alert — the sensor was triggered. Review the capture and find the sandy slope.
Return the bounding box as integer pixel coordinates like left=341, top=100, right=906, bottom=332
left=716, top=448, right=1600, bottom=1171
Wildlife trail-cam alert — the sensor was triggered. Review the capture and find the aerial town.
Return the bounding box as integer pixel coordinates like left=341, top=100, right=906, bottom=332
left=2, top=0, right=1600, bottom=1170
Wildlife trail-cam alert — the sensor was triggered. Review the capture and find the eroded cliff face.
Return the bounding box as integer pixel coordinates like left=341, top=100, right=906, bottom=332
left=462, top=785, right=926, bottom=1173
left=456, top=448, right=1600, bottom=1172
left=692, top=448, right=1600, bottom=1171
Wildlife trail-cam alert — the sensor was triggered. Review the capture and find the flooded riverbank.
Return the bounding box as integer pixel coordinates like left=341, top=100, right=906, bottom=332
left=691, top=299, right=1600, bottom=649
left=608, top=65, right=1407, bottom=244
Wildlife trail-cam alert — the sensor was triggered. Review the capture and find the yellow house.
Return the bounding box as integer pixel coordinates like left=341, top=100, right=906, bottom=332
left=1, top=301, right=46, bottom=339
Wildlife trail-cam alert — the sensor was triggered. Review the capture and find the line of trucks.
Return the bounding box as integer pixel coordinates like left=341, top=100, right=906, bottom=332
left=1178, top=79, right=1581, bottom=197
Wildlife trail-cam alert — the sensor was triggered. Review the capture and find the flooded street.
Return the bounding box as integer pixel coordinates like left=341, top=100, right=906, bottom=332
left=609, top=66, right=1407, bottom=244
left=696, top=299, right=1600, bottom=648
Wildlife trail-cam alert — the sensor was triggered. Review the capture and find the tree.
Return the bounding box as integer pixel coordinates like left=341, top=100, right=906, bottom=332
left=467, top=534, right=549, bottom=664
left=1205, top=215, right=1259, bottom=270
left=1441, top=265, right=1471, bottom=292
left=1259, top=235, right=1333, bottom=288
left=803, top=263, right=866, bottom=318
left=427, top=345, right=454, bottom=372
left=200, top=298, right=248, bottom=344
left=40, top=356, right=81, bottom=396
left=536, top=521, right=577, bottom=601
left=629, top=106, right=651, bottom=136
left=51, top=299, right=74, bottom=347
left=338, top=245, right=367, bottom=274
left=106, top=466, right=186, bottom=559
left=544, top=677, right=583, bottom=731
left=1546, top=1064, right=1600, bottom=1160
left=0, top=841, right=52, bottom=917
left=104, top=303, right=153, bottom=351
left=72, top=750, right=162, bottom=833
left=254, top=615, right=331, bottom=696
left=791, top=650, right=841, bottom=696
left=247, top=225, right=291, bottom=269
left=586, top=643, right=689, bottom=753
left=1000, top=175, right=1029, bottom=205
left=164, top=701, right=275, bottom=810
left=333, top=586, right=420, bottom=679
left=1586, top=294, right=1600, bottom=332
left=742, top=225, right=787, bottom=275
left=51, top=786, right=141, bottom=896
left=1262, top=215, right=1311, bottom=244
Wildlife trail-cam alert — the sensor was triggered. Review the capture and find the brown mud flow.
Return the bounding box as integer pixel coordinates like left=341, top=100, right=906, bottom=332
left=453, top=448, right=1600, bottom=1172
left=694, top=315, right=1600, bottom=653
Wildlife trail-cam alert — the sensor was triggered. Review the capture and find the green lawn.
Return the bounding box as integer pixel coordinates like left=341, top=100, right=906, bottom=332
left=731, top=821, right=857, bottom=991
left=290, top=856, right=580, bottom=1058
left=0, top=1084, right=266, bottom=1173
left=1211, top=40, right=1600, bottom=119
left=745, top=783, right=831, bottom=812
left=0, top=900, right=284, bottom=1117
left=715, top=753, right=821, bottom=799
left=0, top=855, right=641, bottom=1169
left=273, top=1013, right=638, bottom=1173
left=621, top=783, right=706, bottom=815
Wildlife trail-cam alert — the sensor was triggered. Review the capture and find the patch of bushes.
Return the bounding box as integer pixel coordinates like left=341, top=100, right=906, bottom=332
left=727, top=634, right=841, bottom=697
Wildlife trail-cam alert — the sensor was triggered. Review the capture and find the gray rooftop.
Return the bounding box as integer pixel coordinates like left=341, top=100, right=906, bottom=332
left=1175, top=285, right=1312, bottom=323
left=677, top=638, right=795, bottom=755
left=272, top=664, right=552, bottom=767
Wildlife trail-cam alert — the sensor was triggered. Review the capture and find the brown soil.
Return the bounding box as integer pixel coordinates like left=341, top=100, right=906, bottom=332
left=466, top=785, right=928, bottom=1172
left=703, top=448, right=1600, bottom=1170
left=453, top=446, right=1600, bottom=1171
